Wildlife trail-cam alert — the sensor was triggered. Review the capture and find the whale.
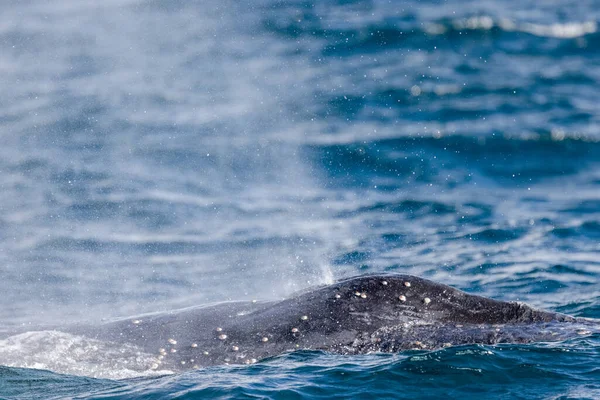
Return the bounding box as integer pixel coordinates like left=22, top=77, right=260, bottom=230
left=63, top=273, right=598, bottom=372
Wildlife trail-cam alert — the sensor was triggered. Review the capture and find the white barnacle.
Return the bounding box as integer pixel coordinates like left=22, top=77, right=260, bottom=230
left=360, top=293, right=367, bottom=299
left=250, top=358, right=257, bottom=363
left=181, top=361, right=186, bottom=365
left=193, top=365, right=199, bottom=369
left=168, top=338, right=177, bottom=345
left=382, top=281, right=388, bottom=286
left=354, top=291, right=361, bottom=297
left=159, top=348, right=167, bottom=354
left=203, top=351, right=209, bottom=355
left=261, top=337, right=269, bottom=342
left=291, top=327, right=299, bottom=333
left=245, top=359, right=251, bottom=364
left=218, top=334, right=228, bottom=340
left=158, top=355, right=164, bottom=360
left=191, top=343, right=198, bottom=348
left=300, top=315, right=308, bottom=321
left=398, top=295, right=407, bottom=302
left=132, top=319, right=142, bottom=325
left=216, top=327, right=223, bottom=332
left=151, top=363, right=159, bottom=370
left=232, top=346, right=239, bottom=351
left=252, top=299, right=257, bottom=303
left=404, top=281, right=411, bottom=287
left=224, top=358, right=230, bottom=363
left=335, top=294, right=341, bottom=299
left=423, top=297, right=431, bottom=305
left=170, top=348, right=177, bottom=353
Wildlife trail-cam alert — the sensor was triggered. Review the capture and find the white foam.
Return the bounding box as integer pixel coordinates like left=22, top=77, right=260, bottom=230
left=0, top=331, right=173, bottom=379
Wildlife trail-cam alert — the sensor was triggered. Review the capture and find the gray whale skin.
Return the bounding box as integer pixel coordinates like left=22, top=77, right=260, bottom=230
left=75, top=274, right=598, bottom=371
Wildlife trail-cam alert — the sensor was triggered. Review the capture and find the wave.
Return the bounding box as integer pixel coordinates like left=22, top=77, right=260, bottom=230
left=264, top=13, right=599, bottom=55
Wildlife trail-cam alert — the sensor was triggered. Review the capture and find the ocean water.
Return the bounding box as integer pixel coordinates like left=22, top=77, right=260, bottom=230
left=1, top=0, right=599, bottom=398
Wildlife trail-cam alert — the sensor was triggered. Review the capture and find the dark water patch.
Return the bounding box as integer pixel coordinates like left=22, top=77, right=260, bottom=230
left=381, top=233, right=405, bottom=244
left=536, top=71, right=597, bottom=86
left=552, top=221, right=600, bottom=240
left=562, top=200, right=600, bottom=214
left=332, top=250, right=371, bottom=265
left=0, top=366, right=121, bottom=400
left=465, top=228, right=526, bottom=243
left=546, top=264, right=599, bottom=277
left=350, top=200, right=456, bottom=218
left=8, top=158, right=51, bottom=177
left=307, top=136, right=600, bottom=188
left=65, top=201, right=125, bottom=220
left=463, top=262, right=513, bottom=275
left=556, top=301, right=600, bottom=319
left=264, top=10, right=600, bottom=58
left=492, top=275, right=568, bottom=296
left=307, top=141, right=434, bottom=189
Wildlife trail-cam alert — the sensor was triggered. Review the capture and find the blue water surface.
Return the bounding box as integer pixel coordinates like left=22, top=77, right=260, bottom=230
left=0, top=0, right=599, bottom=398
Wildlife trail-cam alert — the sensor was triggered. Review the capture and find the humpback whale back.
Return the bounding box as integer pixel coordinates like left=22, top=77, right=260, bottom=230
left=70, top=274, right=596, bottom=371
